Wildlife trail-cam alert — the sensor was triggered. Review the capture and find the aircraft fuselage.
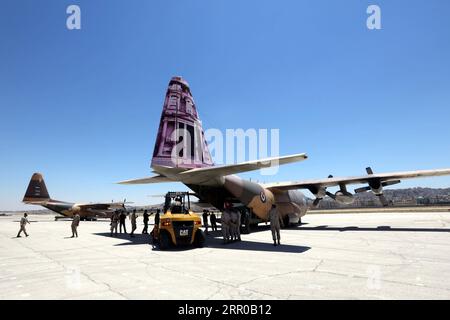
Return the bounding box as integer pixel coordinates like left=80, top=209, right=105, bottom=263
left=41, top=201, right=113, bottom=219
left=159, top=169, right=308, bottom=224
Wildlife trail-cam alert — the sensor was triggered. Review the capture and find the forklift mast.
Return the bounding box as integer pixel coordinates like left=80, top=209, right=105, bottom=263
left=163, top=191, right=192, bottom=213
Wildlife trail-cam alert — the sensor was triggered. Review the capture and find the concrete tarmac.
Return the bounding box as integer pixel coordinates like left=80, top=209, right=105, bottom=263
left=1, top=211, right=450, bottom=300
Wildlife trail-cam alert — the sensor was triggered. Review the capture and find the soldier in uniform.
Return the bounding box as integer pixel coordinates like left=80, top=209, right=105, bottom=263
left=16, top=212, right=30, bottom=237
left=110, top=211, right=119, bottom=236
left=171, top=196, right=183, bottom=213
left=130, top=209, right=137, bottom=237
left=154, top=209, right=161, bottom=226
left=269, top=204, right=282, bottom=246
left=230, top=209, right=241, bottom=241
left=202, top=210, right=209, bottom=235
left=71, top=213, right=80, bottom=238
left=142, top=210, right=149, bottom=234
left=150, top=209, right=161, bottom=242
left=221, top=203, right=232, bottom=243
left=119, top=210, right=127, bottom=234
left=210, top=212, right=218, bottom=231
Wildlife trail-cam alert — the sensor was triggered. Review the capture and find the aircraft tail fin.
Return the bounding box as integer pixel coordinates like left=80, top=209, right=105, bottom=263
left=151, top=76, right=214, bottom=170
left=23, top=173, right=51, bottom=203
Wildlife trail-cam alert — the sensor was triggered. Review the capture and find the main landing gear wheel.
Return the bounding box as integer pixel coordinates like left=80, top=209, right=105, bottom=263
left=242, top=221, right=251, bottom=234
left=282, top=215, right=290, bottom=228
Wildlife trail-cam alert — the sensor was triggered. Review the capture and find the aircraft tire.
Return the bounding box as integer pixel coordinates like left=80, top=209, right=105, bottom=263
left=242, top=221, right=251, bottom=234
left=282, top=215, right=290, bottom=228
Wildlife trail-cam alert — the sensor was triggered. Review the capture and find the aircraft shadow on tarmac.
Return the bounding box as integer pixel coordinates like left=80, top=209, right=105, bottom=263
left=93, top=231, right=311, bottom=253
left=292, top=225, right=450, bottom=233
left=241, top=222, right=450, bottom=234
left=94, top=233, right=154, bottom=246
left=204, top=231, right=311, bottom=254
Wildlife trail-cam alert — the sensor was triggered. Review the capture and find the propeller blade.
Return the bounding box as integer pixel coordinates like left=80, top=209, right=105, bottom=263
left=377, top=194, right=389, bottom=207
left=382, top=180, right=401, bottom=187
left=325, top=191, right=336, bottom=200
left=312, top=198, right=322, bottom=207
left=366, top=167, right=374, bottom=175
left=354, top=186, right=371, bottom=193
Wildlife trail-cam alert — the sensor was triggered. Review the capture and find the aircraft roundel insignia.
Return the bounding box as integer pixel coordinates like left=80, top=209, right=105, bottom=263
left=260, top=191, right=267, bottom=203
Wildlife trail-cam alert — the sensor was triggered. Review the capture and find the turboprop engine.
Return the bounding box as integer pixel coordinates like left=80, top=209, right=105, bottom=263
left=71, top=205, right=81, bottom=213
left=353, top=167, right=400, bottom=206
left=332, top=190, right=354, bottom=205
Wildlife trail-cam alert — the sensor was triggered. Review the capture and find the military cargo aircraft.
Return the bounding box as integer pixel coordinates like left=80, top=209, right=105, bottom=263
left=23, top=173, right=127, bottom=220
left=119, top=76, right=450, bottom=226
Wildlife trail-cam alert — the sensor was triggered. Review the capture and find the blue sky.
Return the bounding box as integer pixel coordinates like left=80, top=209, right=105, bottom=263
left=1, top=0, right=449, bottom=210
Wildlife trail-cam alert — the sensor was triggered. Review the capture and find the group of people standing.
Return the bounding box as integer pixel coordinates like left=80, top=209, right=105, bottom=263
left=201, top=209, right=218, bottom=234
left=220, top=202, right=242, bottom=243
left=110, top=209, right=160, bottom=237
left=215, top=202, right=282, bottom=246
left=16, top=203, right=284, bottom=246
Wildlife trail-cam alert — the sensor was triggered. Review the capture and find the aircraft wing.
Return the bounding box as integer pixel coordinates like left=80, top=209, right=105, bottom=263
left=118, top=174, right=173, bottom=185
left=77, top=202, right=129, bottom=210
left=118, top=153, right=308, bottom=185
left=23, top=200, right=70, bottom=206
left=262, top=168, right=450, bottom=191
left=178, top=153, right=308, bottom=180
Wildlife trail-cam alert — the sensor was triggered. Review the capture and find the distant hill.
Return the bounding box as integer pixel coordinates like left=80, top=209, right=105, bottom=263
left=313, top=187, right=450, bottom=209
left=0, top=209, right=55, bottom=215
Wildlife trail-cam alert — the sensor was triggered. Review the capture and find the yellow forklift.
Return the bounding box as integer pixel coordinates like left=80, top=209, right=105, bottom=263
left=152, top=191, right=205, bottom=250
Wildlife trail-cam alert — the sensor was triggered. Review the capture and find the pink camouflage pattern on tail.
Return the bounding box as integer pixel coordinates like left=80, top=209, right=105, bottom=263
left=151, top=76, right=214, bottom=169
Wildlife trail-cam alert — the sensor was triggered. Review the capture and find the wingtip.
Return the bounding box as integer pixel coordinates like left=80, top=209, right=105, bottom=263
left=116, top=179, right=135, bottom=185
